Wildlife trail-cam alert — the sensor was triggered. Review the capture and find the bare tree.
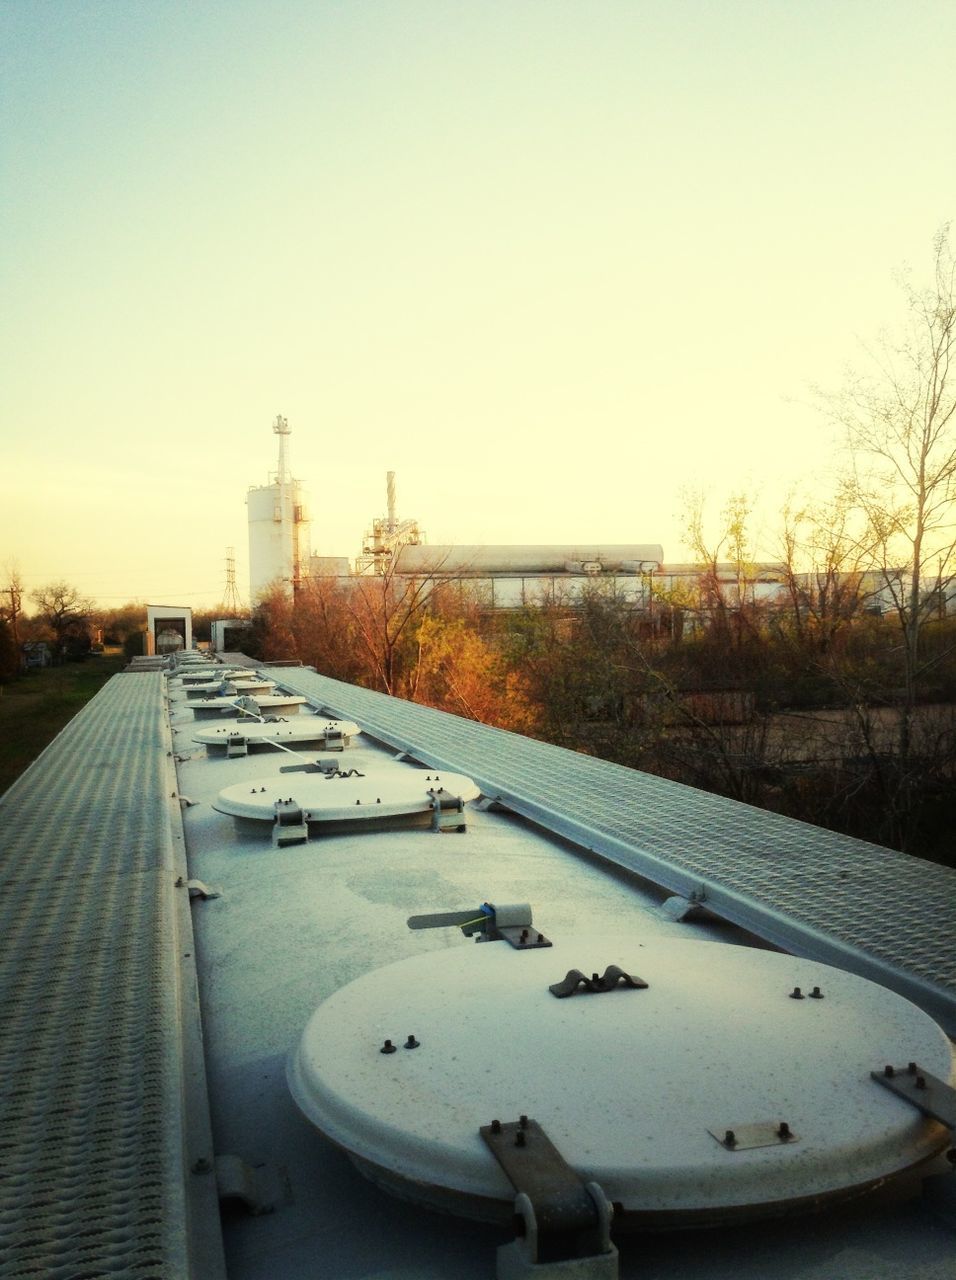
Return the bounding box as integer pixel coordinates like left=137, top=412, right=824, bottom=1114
left=2, top=564, right=24, bottom=647
left=822, top=226, right=956, bottom=737
left=30, top=581, right=94, bottom=661
left=777, top=497, right=875, bottom=654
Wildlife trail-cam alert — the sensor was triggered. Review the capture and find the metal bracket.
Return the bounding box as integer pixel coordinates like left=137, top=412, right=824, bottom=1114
left=480, top=1118, right=617, bottom=1278
left=226, top=735, right=248, bottom=758
left=175, top=876, right=222, bottom=901
left=707, top=1121, right=798, bottom=1151
left=476, top=795, right=511, bottom=813
left=428, top=788, right=467, bottom=833
left=549, top=967, right=648, bottom=998
left=871, top=1063, right=956, bottom=1129
left=272, top=799, right=309, bottom=847
left=213, top=1153, right=291, bottom=1216
left=278, top=762, right=365, bottom=777
left=407, top=902, right=551, bottom=948
left=659, top=888, right=710, bottom=922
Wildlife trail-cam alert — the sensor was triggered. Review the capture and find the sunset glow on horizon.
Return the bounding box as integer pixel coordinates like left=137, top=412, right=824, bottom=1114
left=2, top=1, right=954, bottom=608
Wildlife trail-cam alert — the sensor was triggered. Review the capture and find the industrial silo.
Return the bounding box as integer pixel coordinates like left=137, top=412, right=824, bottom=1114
left=247, top=414, right=311, bottom=601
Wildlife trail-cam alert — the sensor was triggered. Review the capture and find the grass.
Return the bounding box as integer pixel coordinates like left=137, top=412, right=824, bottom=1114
left=0, top=654, right=128, bottom=796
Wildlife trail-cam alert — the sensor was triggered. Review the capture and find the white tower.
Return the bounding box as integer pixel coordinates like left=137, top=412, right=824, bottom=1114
left=246, top=415, right=312, bottom=601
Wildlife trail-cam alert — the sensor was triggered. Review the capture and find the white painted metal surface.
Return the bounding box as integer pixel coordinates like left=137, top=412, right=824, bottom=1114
left=8, top=665, right=951, bottom=1280
left=185, top=679, right=277, bottom=698
left=288, top=935, right=953, bottom=1223
left=189, top=694, right=307, bottom=718
left=193, top=717, right=361, bottom=752
left=214, top=764, right=479, bottom=823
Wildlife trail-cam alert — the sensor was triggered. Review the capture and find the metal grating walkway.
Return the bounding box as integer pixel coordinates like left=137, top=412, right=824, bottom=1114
left=271, top=669, right=956, bottom=1035
left=0, top=675, right=223, bottom=1280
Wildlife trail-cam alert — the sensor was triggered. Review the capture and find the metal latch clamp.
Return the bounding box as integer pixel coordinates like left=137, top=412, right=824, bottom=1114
left=406, top=902, right=551, bottom=948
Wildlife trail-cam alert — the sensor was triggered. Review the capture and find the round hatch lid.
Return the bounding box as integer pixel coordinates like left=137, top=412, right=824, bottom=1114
left=189, top=694, right=307, bottom=715
left=185, top=680, right=277, bottom=698
left=215, top=765, right=479, bottom=822
left=288, top=935, right=953, bottom=1226
left=194, top=717, right=360, bottom=747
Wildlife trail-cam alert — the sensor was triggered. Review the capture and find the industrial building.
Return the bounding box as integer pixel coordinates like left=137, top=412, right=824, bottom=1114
left=242, top=422, right=949, bottom=624
left=392, top=543, right=663, bottom=608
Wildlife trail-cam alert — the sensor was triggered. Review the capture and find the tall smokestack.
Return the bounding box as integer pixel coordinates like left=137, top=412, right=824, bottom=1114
left=387, top=471, right=396, bottom=533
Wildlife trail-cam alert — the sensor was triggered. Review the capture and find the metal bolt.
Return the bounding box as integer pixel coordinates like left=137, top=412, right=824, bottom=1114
left=724, top=1130, right=737, bottom=1148
left=884, top=1064, right=895, bottom=1077
left=405, top=1035, right=420, bottom=1049
left=907, top=1061, right=917, bottom=1075
left=777, top=1122, right=792, bottom=1141
left=520, top=929, right=529, bottom=943
left=491, top=1119, right=502, bottom=1134
left=380, top=1039, right=397, bottom=1054
left=915, top=1075, right=927, bottom=1090
left=790, top=986, right=804, bottom=999
left=592, top=972, right=600, bottom=985
left=515, top=1130, right=526, bottom=1148
left=809, top=986, right=824, bottom=999
left=519, top=1114, right=529, bottom=1129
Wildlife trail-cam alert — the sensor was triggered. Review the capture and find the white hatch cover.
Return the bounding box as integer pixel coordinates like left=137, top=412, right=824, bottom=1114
left=189, top=694, right=307, bottom=716
left=214, top=765, right=479, bottom=822
left=287, top=936, right=954, bottom=1226
left=194, top=717, right=361, bottom=747
left=185, top=679, right=277, bottom=697
left=178, top=668, right=252, bottom=683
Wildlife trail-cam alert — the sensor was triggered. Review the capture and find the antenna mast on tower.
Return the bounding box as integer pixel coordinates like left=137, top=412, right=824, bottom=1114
left=273, top=413, right=291, bottom=486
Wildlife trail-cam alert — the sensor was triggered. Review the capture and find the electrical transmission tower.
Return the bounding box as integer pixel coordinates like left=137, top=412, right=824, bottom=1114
left=220, top=547, right=245, bottom=614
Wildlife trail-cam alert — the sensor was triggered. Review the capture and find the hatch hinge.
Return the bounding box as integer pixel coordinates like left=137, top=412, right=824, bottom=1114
left=480, top=1118, right=618, bottom=1279
left=428, top=787, right=467, bottom=833
left=212, top=1153, right=292, bottom=1216
left=871, top=1063, right=956, bottom=1130
left=549, top=967, right=648, bottom=999
left=406, top=902, right=551, bottom=948
left=226, top=734, right=248, bottom=758
left=872, top=1064, right=956, bottom=1224
left=272, top=799, right=309, bottom=847
left=320, top=725, right=347, bottom=751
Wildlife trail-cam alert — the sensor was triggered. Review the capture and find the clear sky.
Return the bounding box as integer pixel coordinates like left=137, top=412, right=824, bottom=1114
left=2, top=0, right=954, bottom=609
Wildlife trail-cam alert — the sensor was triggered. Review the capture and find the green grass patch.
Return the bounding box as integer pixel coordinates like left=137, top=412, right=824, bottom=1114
left=0, top=655, right=127, bottom=795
